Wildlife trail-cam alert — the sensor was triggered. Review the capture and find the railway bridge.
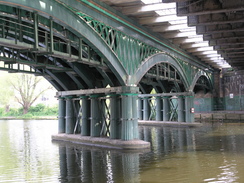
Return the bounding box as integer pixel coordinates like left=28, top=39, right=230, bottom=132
left=0, top=0, right=217, bottom=146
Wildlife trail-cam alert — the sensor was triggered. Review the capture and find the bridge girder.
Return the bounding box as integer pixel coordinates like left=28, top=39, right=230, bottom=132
left=0, top=0, right=213, bottom=93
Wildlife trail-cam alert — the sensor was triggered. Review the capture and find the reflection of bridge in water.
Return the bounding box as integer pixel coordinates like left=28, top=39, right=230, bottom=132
left=57, top=126, right=198, bottom=183
left=56, top=124, right=244, bottom=182
left=0, top=0, right=213, bottom=148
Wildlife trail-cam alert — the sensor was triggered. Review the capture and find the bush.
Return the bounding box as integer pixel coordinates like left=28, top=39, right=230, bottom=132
left=0, top=108, right=4, bottom=115
left=22, top=113, right=33, bottom=118
left=6, top=108, right=22, bottom=116
left=0, top=104, right=58, bottom=117
left=29, top=103, right=45, bottom=114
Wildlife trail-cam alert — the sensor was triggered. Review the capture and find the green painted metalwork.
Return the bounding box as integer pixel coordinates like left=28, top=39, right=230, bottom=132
left=143, top=98, right=150, bottom=120
left=65, top=97, right=75, bottom=134
left=121, top=94, right=135, bottom=140
left=81, top=96, right=90, bottom=136
left=58, top=98, right=66, bottom=133
left=110, top=95, right=120, bottom=139
left=177, top=97, right=185, bottom=122
left=0, top=1, right=214, bottom=89
left=137, top=98, right=143, bottom=120
left=156, top=97, right=163, bottom=121
left=60, top=4, right=160, bottom=75
left=185, top=95, right=194, bottom=123
left=163, top=97, right=170, bottom=121
left=90, top=95, right=102, bottom=137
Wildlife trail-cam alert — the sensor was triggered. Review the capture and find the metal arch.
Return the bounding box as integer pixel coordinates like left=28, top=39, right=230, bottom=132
left=189, top=70, right=214, bottom=92
left=132, top=52, right=190, bottom=89
left=0, top=0, right=128, bottom=85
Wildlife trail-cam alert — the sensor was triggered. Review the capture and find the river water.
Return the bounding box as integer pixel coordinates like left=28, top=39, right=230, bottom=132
left=1, top=120, right=244, bottom=183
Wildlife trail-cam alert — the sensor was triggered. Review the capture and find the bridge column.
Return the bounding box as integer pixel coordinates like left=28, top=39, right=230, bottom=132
left=132, top=94, right=139, bottom=139
left=143, top=97, right=149, bottom=120
left=185, top=95, right=194, bottom=123
left=156, top=96, right=163, bottom=121
left=65, top=97, right=75, bottom=134
left=81, top=96, right=90, bottom=136
left=121, top=86, right=139, bottom=140
left=90, top=95, right=102, bottom=137
left=58, top=97, right=66, bottom=133
left=163, top=97, right=170, bottom=121
left=137, top=97, right=143, bottom=120
left=110, top=94, right=120, bottom=139
left=177, top=96, right=185, bottom=122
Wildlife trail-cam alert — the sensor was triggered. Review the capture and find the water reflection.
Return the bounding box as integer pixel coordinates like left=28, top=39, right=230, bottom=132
left=56, top=143, right=140, bottom=183
left=0, top=120, right=60, bottom=182
left=1, top=120, right=244, bottom=182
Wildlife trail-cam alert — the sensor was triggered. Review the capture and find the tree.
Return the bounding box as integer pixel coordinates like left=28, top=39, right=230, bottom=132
left=0, top=72, right=14, bottom=112
left=10, top=73, right=52, bottom=114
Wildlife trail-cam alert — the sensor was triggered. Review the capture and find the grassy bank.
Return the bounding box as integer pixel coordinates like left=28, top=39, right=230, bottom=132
left=0, top=104, right=58, bottom=120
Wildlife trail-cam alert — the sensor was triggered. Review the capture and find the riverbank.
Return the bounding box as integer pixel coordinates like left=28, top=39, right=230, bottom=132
left=0, top=116, right=57, bottom=120
left=195, top=111, right=244, bottom=122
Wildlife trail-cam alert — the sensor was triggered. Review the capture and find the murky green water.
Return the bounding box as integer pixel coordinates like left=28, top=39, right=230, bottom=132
left=1, top=120, right=244, bottom=182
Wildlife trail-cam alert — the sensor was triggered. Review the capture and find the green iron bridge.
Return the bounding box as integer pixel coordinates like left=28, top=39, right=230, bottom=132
left=0, top=0, right=213, bottom=142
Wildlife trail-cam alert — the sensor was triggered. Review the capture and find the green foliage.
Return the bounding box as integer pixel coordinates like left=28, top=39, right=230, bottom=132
left=0, top=72, right=14, bottom=108
left=0, top=104, right=58, bottom=118
left=5, top=108, right=22, bottom=116
left=22, top=113, right=33, bottom=118
left=29, top=104, right=45, bottom=113
left=0, top=108, right=4, bottom=116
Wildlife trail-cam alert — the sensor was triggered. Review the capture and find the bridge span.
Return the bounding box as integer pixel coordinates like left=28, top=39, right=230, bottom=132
left=0, top=0, right=214, bottom=148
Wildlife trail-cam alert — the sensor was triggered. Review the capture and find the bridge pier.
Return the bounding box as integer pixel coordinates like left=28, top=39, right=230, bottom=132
left=54, top=86, right=150, bottom=150
left=138, top=92, right=195, bottom=123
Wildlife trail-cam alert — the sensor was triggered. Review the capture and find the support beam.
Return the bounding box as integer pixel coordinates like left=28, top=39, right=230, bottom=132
left=110, top=95, right=120, bottom=139
left=143, top=98, right=149, bottom=120
left=185, top=95, right=194, bottom=123
left=137, top=97, right=143, bottom=120
left=49, top=17, right=54, bottom=53
left=156, top=97, right=163, bottom=121
left=58, top=97, right=66, bottom=133
left=177, top=96, right=185, bottom=122
left=163, top=97, right=170, bottom=121
left=90, top=95, right=102, bottom=137
left=121, top=93, right=135, bottom=140
left=121, top=86, right=139, bottom=141
left=33, top=12, right=39, bottom=49
left=81, top=96, right=90, bottom=136
left=65, top=97, right=75, bottom=134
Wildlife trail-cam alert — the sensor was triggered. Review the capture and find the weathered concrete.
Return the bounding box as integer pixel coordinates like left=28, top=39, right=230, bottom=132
left=138, top=120, right=202, bottom=127
left=52, top=134, right=150, bottom=150
left=195, top=112, right=244, bottom=122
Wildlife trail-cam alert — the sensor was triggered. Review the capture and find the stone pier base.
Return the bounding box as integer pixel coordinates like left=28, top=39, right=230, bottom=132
left=52, top=134, right=150, bottom=150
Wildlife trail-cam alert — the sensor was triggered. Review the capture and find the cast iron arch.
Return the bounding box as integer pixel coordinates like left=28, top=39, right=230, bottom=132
left=1, top=0, right=128, bottom=86
left=133, top=53, right=189, bottom=90
left=189, top=70, right=213, bottom=92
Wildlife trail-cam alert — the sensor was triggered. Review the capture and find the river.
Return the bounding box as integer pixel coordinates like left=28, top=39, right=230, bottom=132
left=1, top=120, right=244, bottom=183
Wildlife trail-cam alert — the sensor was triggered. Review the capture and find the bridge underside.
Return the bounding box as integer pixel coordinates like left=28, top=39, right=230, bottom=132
left=0, top=1, right=213, bottom=145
